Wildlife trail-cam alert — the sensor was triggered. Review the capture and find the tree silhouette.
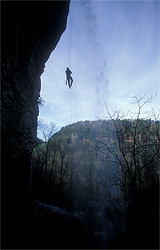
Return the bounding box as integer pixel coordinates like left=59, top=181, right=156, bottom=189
left=97, top=93, right=160, bottom=248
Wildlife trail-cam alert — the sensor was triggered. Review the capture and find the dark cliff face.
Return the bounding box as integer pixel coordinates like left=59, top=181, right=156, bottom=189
left=2, top=1, right=70, bottom=157
left=2, top=1, right=70, bottom=242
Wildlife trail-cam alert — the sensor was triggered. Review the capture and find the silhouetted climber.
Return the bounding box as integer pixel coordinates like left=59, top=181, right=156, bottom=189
left=65, top=67, right=73, bottom=89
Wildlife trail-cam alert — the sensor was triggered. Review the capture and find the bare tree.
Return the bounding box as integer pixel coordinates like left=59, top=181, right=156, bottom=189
left=37, top=122, right=56, bottom=185
left=32, top=123, right=74, bottom=205
left=97, top=93, right=160, bottom=247
left=99, top=93, right=159, bottom=200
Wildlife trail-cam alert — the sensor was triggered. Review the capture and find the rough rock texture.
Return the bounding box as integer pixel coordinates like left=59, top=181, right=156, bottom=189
left=2, top=1, right=70, bottom=194
left=2, top=1, right=70, bottom=248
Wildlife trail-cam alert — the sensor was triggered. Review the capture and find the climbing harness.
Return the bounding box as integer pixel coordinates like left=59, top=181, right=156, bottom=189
left=65, top=67, right=73, bottom=89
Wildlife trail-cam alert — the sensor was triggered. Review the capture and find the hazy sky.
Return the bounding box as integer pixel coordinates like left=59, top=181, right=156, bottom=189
left=38, top=0, right=160, bottom=137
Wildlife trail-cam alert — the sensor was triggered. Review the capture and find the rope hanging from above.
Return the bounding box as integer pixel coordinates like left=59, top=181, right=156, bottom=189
left=65, top=5, right=74, bottom=89
left=68, top=5, right=73, bottom=68
left=66, top=4, right=74, bottom=124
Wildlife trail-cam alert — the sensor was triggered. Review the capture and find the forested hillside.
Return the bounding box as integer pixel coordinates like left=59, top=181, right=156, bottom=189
left=32, top=119, right=159, bottom=248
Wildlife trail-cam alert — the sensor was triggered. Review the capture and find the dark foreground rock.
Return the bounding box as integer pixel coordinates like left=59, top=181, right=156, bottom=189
left=4, top=199, right=93, bottom=249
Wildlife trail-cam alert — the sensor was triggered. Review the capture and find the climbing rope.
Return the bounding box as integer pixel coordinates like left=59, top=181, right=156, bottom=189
left=68, top=5, right=74, bottom=124
left=70, top=88, right=72, bottom=124
left=68, top=5, right=73, bottom=68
